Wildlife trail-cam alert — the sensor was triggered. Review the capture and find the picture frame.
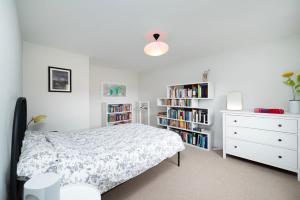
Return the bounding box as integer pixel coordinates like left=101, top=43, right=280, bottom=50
left=48, top=66, right=72, bottom=92
left=102, top=83, right=126, bottom=97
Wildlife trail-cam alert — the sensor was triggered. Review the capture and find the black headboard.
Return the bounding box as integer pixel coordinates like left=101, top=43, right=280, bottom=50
left=9, top=97, right=27, bottom=200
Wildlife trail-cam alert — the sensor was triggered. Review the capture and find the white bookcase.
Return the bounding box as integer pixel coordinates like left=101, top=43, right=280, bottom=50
left=157, top=82, right=214, bottom=151
left=102, top=103, right=133, bottom=126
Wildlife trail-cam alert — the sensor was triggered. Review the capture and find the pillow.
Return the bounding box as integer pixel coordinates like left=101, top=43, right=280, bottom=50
left=17, top=130, right=58, bottom=178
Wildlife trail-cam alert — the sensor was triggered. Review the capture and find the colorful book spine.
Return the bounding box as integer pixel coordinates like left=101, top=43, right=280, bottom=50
left=198, top=85, right=201, bottom=98
left=171, top=129, right=208, bottom=149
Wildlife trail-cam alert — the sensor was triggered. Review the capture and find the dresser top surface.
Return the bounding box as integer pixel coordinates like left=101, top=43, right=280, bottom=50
left=221, top=110, right=300, bottom=118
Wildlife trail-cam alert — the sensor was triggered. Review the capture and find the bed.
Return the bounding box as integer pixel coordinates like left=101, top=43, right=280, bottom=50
left=10, top=97, right=185, bottom=200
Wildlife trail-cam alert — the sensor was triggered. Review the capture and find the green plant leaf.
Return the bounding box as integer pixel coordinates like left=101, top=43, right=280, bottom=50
left=296, top=90, right=300, bottom=94
left=297, top=74, right=300, bottom=82
left=287, top=79, right=295, bottom=86
left=283, top=78, right=292, bottom=85
left=295, top=84, right=300, bottom=89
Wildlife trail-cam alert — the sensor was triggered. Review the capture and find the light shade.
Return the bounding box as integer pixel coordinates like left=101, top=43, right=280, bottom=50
left=144, top=41, right=169, bottom=56
left=32, top=115, right=47, bottom=123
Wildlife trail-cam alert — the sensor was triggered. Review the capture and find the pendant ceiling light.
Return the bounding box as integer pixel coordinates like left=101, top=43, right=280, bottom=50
left=144, top=33, right=169, bottom=56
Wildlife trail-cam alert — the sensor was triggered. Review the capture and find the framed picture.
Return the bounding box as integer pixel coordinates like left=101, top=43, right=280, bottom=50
left=103, top=83, right=126, bottom=97
left=48, top=66, right=72, bottom=92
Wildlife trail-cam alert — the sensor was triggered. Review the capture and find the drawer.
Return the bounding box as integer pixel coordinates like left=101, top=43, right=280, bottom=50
left=226, top=126, right=297, bottom=150
left=226, top=115, right=297, bottom=133
left=226, top=138, right=297, bottom=172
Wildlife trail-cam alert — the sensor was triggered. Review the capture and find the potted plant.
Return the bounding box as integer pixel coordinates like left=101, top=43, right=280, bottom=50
left=282, top=71, right=300, bottom=113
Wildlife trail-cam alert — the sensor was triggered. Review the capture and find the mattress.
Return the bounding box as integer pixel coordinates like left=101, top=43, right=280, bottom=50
left=17, top=123, right=185, bottom=193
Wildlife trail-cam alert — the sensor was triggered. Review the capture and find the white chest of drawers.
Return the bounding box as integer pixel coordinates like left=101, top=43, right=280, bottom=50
left=221, top=111, right=300, bottom=180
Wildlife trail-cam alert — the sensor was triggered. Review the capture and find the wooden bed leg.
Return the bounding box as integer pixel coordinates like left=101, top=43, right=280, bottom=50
left=177, top=152, right=180, bottom=167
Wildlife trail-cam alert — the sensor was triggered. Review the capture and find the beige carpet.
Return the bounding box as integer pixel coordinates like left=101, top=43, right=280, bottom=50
left=102, top=146, right=300, bottom=200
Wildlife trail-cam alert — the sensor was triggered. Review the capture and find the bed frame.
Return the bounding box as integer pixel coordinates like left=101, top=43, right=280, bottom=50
left=10, top=97, right=27, bottom=200
left=9, top=97, right=181, bottom=200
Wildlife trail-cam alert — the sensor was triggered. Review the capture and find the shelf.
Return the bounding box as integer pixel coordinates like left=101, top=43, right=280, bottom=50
left=167, top=118, right=192, bottom=123
left=169, top=125, right=192, bottom=132
left=159, top=97, right=214, bottom=100
left=192, top=121, right=211, bottom=126
left=169, top=118, right=210, bottom=126
left=157, top=105, right=209, bottom=109
left=184, top=143, right=209, bottom=151
left=104, top=103, right=133, bottom=126
left=168, top=126, right=211, bottom=135
left=158, top=116, right=211, bottom=126
left=157, top=82, right=213, bottom=151
left=157, top=116, right=167, bottom=119
left=108, top=103, right=132, bottom=105
left=157, top=123, right=168, bottom=127
left=107, top=111, right=132, bottom=114
left=167, top=82, right=211, bottom=87
left=109, top=119, right=132, bottom=124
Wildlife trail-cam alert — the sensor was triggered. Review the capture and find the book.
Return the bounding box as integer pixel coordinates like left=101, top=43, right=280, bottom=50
left=254, top=108, right=284, bottom=114
left=198, top=84, right=201, bottom=98
left=192, top=134, right=196, bottom=145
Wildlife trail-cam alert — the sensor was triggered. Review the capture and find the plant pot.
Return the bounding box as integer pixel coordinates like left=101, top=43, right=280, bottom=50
left=288, top=100, right=300, bottom=114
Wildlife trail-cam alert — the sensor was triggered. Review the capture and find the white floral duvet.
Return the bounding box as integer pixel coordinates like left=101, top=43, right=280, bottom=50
left=17, top=123, right=185, bottom=193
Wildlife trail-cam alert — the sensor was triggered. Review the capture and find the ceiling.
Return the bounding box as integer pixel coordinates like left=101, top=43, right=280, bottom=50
left=17, top=0, right=300, bottom=71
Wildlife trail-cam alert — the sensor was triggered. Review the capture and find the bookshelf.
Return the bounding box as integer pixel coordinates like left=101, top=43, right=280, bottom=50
left=103, top=103, right=133, bottom=126
left=157, top=82, right=214, bottom=151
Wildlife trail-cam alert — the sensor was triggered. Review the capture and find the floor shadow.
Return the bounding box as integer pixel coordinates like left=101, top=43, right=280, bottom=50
left=213, top=150, right=223, bottom=157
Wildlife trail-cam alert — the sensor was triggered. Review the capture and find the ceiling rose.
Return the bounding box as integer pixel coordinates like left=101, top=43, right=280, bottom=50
left=144, top=33, right=169, bottom=56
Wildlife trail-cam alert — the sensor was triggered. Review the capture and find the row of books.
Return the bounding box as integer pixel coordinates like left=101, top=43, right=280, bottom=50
left=192, top=110, right=208, bottom=124
left=158, top=117, right=209, bottom=132
left=158, top=118, right=168, bottom=126
left=168, top=84, right=208, bottom=98
left=169, top=119, right=192, bottom=130
left=254, top=108, right=284, bottom=114
left=169, top=109, right=192, bottom=121
left=159, top=99, right=192, bottom=107
left=193, top=124, right=207, bottom=132
left=108, top=113, right=132, bottom=122
left=108, top=104, right=132, bottom=113
left=171, top=129, right=208, bottom=149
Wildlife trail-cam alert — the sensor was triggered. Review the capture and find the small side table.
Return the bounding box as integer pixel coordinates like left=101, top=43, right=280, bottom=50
left=61, top=184, right=101, bottom=200
left=24, top=173, right=60, bottom=200
left=23, top=173, right=101, bottom=200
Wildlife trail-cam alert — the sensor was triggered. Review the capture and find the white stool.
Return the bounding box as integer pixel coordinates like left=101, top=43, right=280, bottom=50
left=61, top=184, right=101, bottom=200
left=24, top=173, right=101, bottom=200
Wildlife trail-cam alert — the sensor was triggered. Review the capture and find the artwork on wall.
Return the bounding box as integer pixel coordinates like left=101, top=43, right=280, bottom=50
left=48, top=66, right=72, bottom=92
left=202, top=69, right=210, bottom=82
left=103, top=83, right=126, bottom=97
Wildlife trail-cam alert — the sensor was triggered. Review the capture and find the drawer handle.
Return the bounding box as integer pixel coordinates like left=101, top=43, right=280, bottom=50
left=234, top=132, right=237, bottom=135
left=278, top=155, right=282, bottom=159
left=234, top=145, right=238, bottom=148
left=234, top=120, right=238, bottom=123
left=278, top=139, right=282, bottom=142
left=278, top=124, right=282, bottom=127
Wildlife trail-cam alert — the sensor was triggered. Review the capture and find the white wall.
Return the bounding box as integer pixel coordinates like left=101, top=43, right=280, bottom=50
left=90, top=65, right=139, bottom=127
left=23, top=42, right=90, bottom=131
left=138, top=36, right=300, bottom=149
left=0, top=0, right=22, bottom=199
